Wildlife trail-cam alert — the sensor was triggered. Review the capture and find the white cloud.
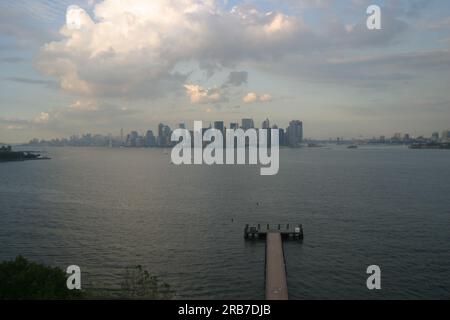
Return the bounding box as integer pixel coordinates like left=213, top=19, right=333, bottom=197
left=184, top=84, right=222, bottom=104
left=259, top=94, right=272, bottom=102
left=37, top=0, right=305, bottom=99
left=243, top=92, right=272, bottom=103
left=243, top=92, right=258, bottom=103
left=33, top=112, right=50, bottom=124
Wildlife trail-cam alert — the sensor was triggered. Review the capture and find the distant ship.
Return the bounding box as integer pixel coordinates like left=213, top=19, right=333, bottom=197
left=347, top=145, right=358, bottom=149
left=0, top=146, right=51, bottom=162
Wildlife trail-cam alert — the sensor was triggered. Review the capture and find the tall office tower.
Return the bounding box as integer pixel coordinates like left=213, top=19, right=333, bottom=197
left=277, top=128, right=286, bottom=146
left=157, top=123, right=165, bottom=147
left=262, top=118, right=270, bottom=129
left=163, top=125, right=172, bottom=147
left=403, top=134, right=411, bottom=142
left=431, top=132, right=439, bottom=142
left=179, top=123, right=186, bottom=129
left=287, top=120, right=303, bottom=147
left=129, top=131, right=139, bottom=147
left=145, top=130, right=156, bottom=147
left=241, top=118, right=254, bottom=130
left=393, top=133, right=402, bottom=141
left=230, top=123, right=239, bottom=130
left=214, top=121, right=224, bottom=133
left=120, top=128, right=124, bottom=144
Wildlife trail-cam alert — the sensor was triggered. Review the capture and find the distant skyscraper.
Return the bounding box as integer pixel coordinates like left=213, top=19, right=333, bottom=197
left=158, top=123, right=164, bottom=138
left=275, top=127, right=286, bottom=146
left=431, top=132, right=439, bottom=142
left=230, top=122, right=239, bottom=130
left=179, top=123, right=186, bottom=129
left=287, top=120, right=303, bottom=147
left=214, top=121, right=224, bottom=133
left=157, top=123, right=165, bottom=147
left=241, top=118, right=254, bottom=130
left=163, top=125, right=172, bottom=147
left=145, top=130, right=156, bottom=147
left=129, top=131, right=139, bottom=147
left=393, top=133, right=402, bottom=141
left=262, top=118, right=270, bottom=129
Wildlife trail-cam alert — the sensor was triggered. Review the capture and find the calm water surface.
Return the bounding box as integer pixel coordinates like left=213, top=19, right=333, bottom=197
left=1, top=146, right=449, bottom=299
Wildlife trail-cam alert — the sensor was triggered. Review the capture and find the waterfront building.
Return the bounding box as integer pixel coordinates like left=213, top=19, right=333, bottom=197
left=145, top=130, right=156, bottom=147
left=214, top=121, right=224, bottom=134
left=230, top=123, right=239, bottom=130
left=287, top=120, right=303, bottom=147
left=241, top=118, right=254, bottom=130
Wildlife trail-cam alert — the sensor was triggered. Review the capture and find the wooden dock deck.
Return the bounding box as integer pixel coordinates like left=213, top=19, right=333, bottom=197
left=244, top=224, right=303, bottom=240
left=265, top=232, right=289, bottom=300
left=244, top=224, right=303, bottom=300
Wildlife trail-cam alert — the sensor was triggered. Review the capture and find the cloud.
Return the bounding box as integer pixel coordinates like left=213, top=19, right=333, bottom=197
left=1, top=100, right=138, bottom=131
left=262, top=48, right=450, bottom=90
left=243, top=92, right=258, bottom=103
left=4, top=76, right=57, bottom=87
left=423, top=17, right=450, bottom=30
left=243, top=92, right=272, bottom=103
left=259, top=94, right=272, bottom=102
left=184, top=84, right=223, bottom=104
left=36, top=1, right=308, bottom=99
left=33, top=112, right=50, bottom=124
left=33, top=0, right=423, bottom=102
left=223, top=71, right=248, bottom=87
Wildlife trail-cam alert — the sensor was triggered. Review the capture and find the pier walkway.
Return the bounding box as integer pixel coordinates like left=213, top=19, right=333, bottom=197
left=265, top=232, right=289, bottom=300
left=244, top=224, right=303, bottom=300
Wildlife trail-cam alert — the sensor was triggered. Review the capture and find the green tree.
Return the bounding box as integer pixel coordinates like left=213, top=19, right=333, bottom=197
left=0, top=256, right=83, bottom=300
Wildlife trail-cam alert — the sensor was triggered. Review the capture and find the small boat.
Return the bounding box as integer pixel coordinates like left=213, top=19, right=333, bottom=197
left=347, top=145, right=358, bottom=149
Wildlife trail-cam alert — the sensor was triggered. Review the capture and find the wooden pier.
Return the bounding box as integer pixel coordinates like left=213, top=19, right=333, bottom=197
left=244, top=224, right=303, bottom=300
left=244, top=223, right=304, bottom=240
left=265, top=232, right=289, bottom=300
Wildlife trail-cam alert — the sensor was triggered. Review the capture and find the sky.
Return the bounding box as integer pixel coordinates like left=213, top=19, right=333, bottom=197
left=1, top=0, right=450, bottom=143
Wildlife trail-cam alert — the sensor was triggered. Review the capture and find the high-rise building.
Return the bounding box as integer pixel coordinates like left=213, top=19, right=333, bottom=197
left=163, top=125, right=172, bottom=147
left=179, top=123, right=186, bottom=129
left=156, top=123, right=172, bottom=147
left=403, top=134, right=411, bottom=143
left=159, top=124, right=165, bottom=136
left=392, top=133, right=402, bottom=141
left=128, top=131, right=139, bottom=147
left=145, top=130, right=156, bottom=147
left=431, top=132, right=439, bottom=142
left=214, top=121, right=224, bottom=133
left=262, top=118, right=270, bottom=129
left=241, top=118, right=254, bottom=130
left=230, top=122, right=239, bottom=130
left=275, top=127, right=286, bottom=146
left=287, top=120, right=303, bottom=147
left=442, top=130, right=450, bottom=142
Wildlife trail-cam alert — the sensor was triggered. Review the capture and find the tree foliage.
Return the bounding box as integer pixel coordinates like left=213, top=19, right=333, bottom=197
left=0, top=256, right=83, bottom=300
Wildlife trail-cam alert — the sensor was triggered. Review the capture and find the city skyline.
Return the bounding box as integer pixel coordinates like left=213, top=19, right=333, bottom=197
left=21, top=117, right=450, bottom=148
left=1, top=1, right=450, bottom=142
